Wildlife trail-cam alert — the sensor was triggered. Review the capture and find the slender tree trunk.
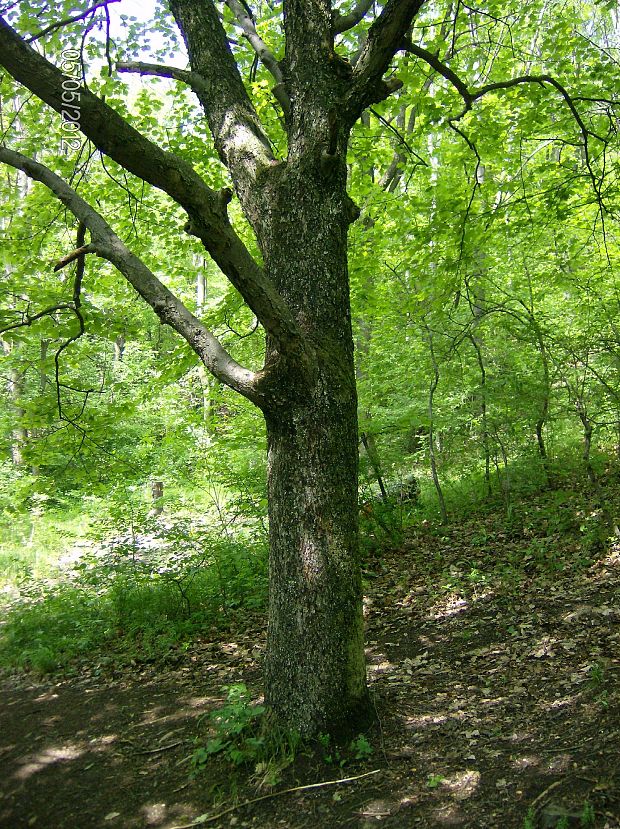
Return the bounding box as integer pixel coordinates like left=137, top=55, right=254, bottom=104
left=113, top=334, right=125, bottom=362
left=195, top=264, right=213, bottom=428
left=576, top=404, right=596, bottom=484
left=468, top=333, right=491, bottom=498
left=2, top=337, right=27, bottom=466
left=360, top=432, right=388, bottom=501
left=39, top=338, right=49, bottom=392
left=532, top=322, right=552, bottom=482
left=425, top=328, right=448, bottom=524
left=493, top=426, right=512, bottom=515
left=355, top=319, right=388, bottom=501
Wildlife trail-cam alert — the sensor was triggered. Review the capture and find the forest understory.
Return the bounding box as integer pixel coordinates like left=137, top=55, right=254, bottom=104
left=1, top=477, right=619, bottom=829
left=1, top=1, right=619, bottom=827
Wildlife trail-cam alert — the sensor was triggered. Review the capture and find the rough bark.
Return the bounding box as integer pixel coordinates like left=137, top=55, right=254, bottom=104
left=256, top=96, right=370, bottom=734
left=0, top=0, right=429, bottom=737
left=264, top=375, right=368, bottom=734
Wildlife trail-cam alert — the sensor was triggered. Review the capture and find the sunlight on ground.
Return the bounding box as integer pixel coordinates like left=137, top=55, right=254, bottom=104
left=602, top=543, right=620, bottom=567
left=128, top=695, right=214, bottom=730
left=441, top=769, right=481, bottom=799
left=34, top=691, right=59, bottom=703
left=427, top=595, right=469, bottom=620
left=365, top=646, right=396, bottom=677
left=358, top=798, right=400, bottom=818
left=403, top=711, right=452, bottom=728
left=14, top=743, right=85, bottom=780
left=544, top=695, right=575, bottom=712
left=512, top=754, right=542, bottom=769
left=13, top=733, right=118, bottom=780
left=393, top=769, right=481, bottom=826
left=141, top=802, right=167, bottom=824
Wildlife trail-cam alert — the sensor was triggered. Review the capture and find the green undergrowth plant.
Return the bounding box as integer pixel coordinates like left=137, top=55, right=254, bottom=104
left=192, top=684, right=301, bottom=786
left=0, top=523, right=268, bottom=674
left=317, top=731, right=374, bottom=768
left=523, top=799, right=596, bottom=828
left=191, top=686, right=374, bottom=788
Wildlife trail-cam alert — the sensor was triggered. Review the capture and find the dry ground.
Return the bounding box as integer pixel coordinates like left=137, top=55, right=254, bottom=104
left=1, top=495, right=620, bottom=829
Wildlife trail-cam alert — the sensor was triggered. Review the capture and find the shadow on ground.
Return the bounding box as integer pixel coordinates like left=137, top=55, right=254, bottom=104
left=1, top=502, right=620, bottom=828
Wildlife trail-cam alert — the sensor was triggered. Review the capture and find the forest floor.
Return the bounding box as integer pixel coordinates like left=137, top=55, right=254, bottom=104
left=1, top=485, right=620, bottom=829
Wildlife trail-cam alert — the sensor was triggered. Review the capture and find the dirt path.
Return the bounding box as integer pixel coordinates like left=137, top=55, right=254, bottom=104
left=2, top=507, right=620, bottom=828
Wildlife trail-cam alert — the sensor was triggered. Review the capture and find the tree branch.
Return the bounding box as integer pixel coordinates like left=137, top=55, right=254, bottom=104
left=470, top=75, right=605, bottom=144
left=333, top=0, right=375, bottom=34
left=401, top=40, right=471, bottom=103
left=116, top=61, right=210, bottom=95
left=347, top=0, right=426, bottom=118
left=0, top=146, right=268, bottom=405
left=54, top=244, right=98, bottom=272
left=0, top=16, right=302, bottom=355
left=168, top=0, right=276, bottom=195
left=224, top=0, right=290, bottom=116
left=0, top=303, right=75, bottom=335
left=400, top=39, right=609, bottom=152
left=54, top=222, right=87, bottom=419
left=399, top=40, right=610, bottom=219
left=26, top=0, right=121, bottom=43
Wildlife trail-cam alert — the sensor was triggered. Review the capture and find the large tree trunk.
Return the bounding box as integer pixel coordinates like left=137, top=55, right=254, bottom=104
left=265, top=386, right=368, bottom=735
left=0, top=0, right=425, bottom=739
left=259, top=150, right=369, bottom=735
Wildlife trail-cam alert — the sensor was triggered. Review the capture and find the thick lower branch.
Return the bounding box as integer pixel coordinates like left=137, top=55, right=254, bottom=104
left=0, top=17, right=300, bottom=351
left=0, top=146, right=265, bottom=404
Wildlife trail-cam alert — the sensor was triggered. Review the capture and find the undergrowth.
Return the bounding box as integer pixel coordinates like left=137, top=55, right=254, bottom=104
left=190, top=684, right=374, bottom=788
left=2, top=449, right=618, bottom=677
left=0, top=526, right=268, bottom=674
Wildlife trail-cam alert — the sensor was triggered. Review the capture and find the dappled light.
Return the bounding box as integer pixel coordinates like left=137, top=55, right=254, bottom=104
left=2, top=491, right=620, bottom=826
left=14, top=743, right=86, bottom=781
left=1, top=0, right=620, bottom=826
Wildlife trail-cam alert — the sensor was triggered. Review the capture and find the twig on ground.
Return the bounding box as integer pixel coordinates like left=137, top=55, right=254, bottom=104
left=169, top=769, right=382, bottom=828
left=528, top=779, right=564, bottom=813
left=135, top=740, right=184, bottom=755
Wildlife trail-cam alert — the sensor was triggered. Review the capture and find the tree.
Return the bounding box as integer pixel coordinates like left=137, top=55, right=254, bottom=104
left=0, top=0, right=615, bottom=734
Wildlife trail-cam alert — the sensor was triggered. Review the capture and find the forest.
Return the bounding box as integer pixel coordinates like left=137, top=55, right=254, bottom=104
left=0, top=0, right=619, bottom=827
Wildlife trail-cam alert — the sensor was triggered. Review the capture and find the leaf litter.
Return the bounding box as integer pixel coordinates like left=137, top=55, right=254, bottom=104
left=1, top=484, right=620, bottom=828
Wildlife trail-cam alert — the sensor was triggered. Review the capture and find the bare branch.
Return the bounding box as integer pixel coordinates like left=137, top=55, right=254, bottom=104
left=26, top=0, right=121, bottom=43
left=401, top=40, right=471, bottom=103
left=54, top=244, right=98, bottom=272
left=224, top=0, right=290, bottom=115
left=0, top=17, right=302, bottom=353
left=470, top=75, right=605, bottom=143
left=333, top=0, right=375, bottom=34
left=370, top=107, right=428, bottom=170
left=0, top=146, right=268, bottom=405
left=0, top=303, right=75, bottom=335
left=116, top=61, right=210, bottom=96
left=347, top=0, right=426, bottom=118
